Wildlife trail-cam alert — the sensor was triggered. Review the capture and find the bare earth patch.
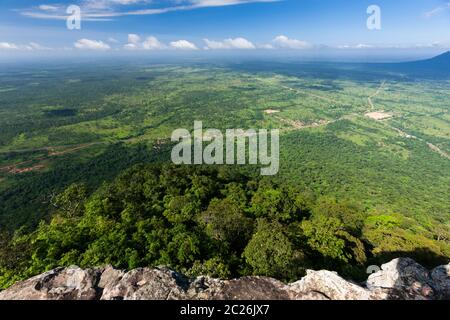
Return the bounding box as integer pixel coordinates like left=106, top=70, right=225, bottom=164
left=9, top=164, right=45, bottom=174
left=264, top=109, right=280, bottom=114
left=427, top=142, right=450, bottom=160
left=365, top=111, right=393, bottom=121
left=276, top=116, right=331, bottom=130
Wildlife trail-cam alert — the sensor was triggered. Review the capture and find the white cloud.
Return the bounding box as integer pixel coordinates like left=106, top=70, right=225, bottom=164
left=22, top=0, right=280, bottom=21
left=109, top=0, right=146, bottom=5
left=28, top=42, right=51, bottom=50
left=170, top=40, right=198, bottom=50
left=0, top=41, right=51, bottom=51
left=258, top=44, right=274, bottom=49
left=38, top=4, right=59, bottom=11
left=127, top=34, right=141, bottom=44
left=125, top=0, right=281, bottom=16
left=425, top=3, right=450, bottom=18
left=225, top=37, right=256, bottom=49
left=415, top=42, right=450, bottom=49
left=123, top=34, right=166, bottom=50
left=124, top=43, right=138, bottom=50
left=142, top=36, right=166, bottom=50
left=0, top=42, right=19, bottom=50
left=338, top=44, right=374, bottom=49
left=335, top=43, right=450, bottom=50
left=203, top=37, right=256, bottom=49
left=355, top=44, right=373, bottom=49
left=74, top=39, right=111, bottom=50
left=273, top=35, right=312, bottom=49
left=188, top=0, right=278, bottom=8
left=203, top=39, right=226, bottom=49
left=83, top=0, right=149, bottom=10
left=107, top=37, right=120, bottom=43
left=110, top=0, right=146, bottom=4
left=21, top=11, right=113, bottom=21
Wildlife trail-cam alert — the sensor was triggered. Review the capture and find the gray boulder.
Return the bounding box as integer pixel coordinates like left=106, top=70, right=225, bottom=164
left=367, top=258, right=441, bottom=299
left=0, top=258, right=448, bottom=300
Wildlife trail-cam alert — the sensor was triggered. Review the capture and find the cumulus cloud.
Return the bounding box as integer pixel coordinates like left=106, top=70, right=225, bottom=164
left=128, top=34, right=141, bottom=44
left=27, top=42, right=51, bottom=50
left=124, top=43, right=138, bottom=50
left=124, top=34, right=165, bottom=50
left=170, top=40, right=198, bottom=50
left=142, top=36, right=166, bottom=50
left=125, top=34, right=198, bottom=50
left=272, top=35, right=312, bottom=49
left=203, top=37, right=255, bottom=49
left=124, top=34, right=139, bottom=49
left=74, top=39, right=111, bottom=50
left=0, top=41, right=51, bottom=51
left=0, top=42, right=19, bottom=50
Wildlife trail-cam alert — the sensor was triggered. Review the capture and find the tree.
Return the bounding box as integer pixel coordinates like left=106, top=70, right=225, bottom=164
left=199, top=198, right=253, bottom=250
left=220, top=182, right=248, bottom=209
left=163, top=227, right=202, bottom=268
left=301, top=215, right=348, bottom=262
left=312, top=197, right=366, bottom=236
left=51, top=183, right=87, bottom=218
left=188, top=257, right=232, bottom=279
left=163, top=195, right=200, bottom=224
left=249, top=186, right=302, bottom=222
left=301, top=214, right=366, bottom=267
left=243, top=219, right=303, bottom=279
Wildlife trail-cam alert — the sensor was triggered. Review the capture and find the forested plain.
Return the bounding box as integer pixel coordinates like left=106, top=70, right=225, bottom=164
left=0, top=60, right=449, bottom=288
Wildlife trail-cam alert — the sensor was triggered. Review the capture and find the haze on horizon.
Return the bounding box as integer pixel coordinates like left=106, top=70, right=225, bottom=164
left=0, top=0, right=449, bottom=61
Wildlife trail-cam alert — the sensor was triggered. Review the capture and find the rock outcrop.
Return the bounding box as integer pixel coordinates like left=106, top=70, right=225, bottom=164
left=0, top=258, right=448, bottom=300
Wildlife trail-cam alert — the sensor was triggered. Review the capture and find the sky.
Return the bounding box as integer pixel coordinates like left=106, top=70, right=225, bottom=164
left=0, top=0, right=449, bottom=60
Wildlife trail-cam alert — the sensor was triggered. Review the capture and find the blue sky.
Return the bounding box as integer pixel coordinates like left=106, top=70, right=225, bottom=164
left=0, top=0, right=449, bottom=58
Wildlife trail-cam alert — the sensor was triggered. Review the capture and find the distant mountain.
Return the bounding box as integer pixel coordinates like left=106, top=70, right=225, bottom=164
left=432, top=51, right=450, bottom=63
left=371, top=51, right=450, bottom=79
left=233, top=52, right=450, bottom=81
left=405, top=51, right=450, bottom=68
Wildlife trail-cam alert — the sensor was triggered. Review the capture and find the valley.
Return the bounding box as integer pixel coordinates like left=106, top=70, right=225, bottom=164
left=0, top=57, right=449, bottom=288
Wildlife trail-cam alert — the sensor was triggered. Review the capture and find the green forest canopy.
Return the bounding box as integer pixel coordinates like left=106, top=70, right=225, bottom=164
left=1, top=164, right=448, bottom=289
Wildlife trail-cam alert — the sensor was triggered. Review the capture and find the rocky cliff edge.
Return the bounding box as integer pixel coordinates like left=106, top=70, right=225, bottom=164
left=0, top=258, right=448, bottom=300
